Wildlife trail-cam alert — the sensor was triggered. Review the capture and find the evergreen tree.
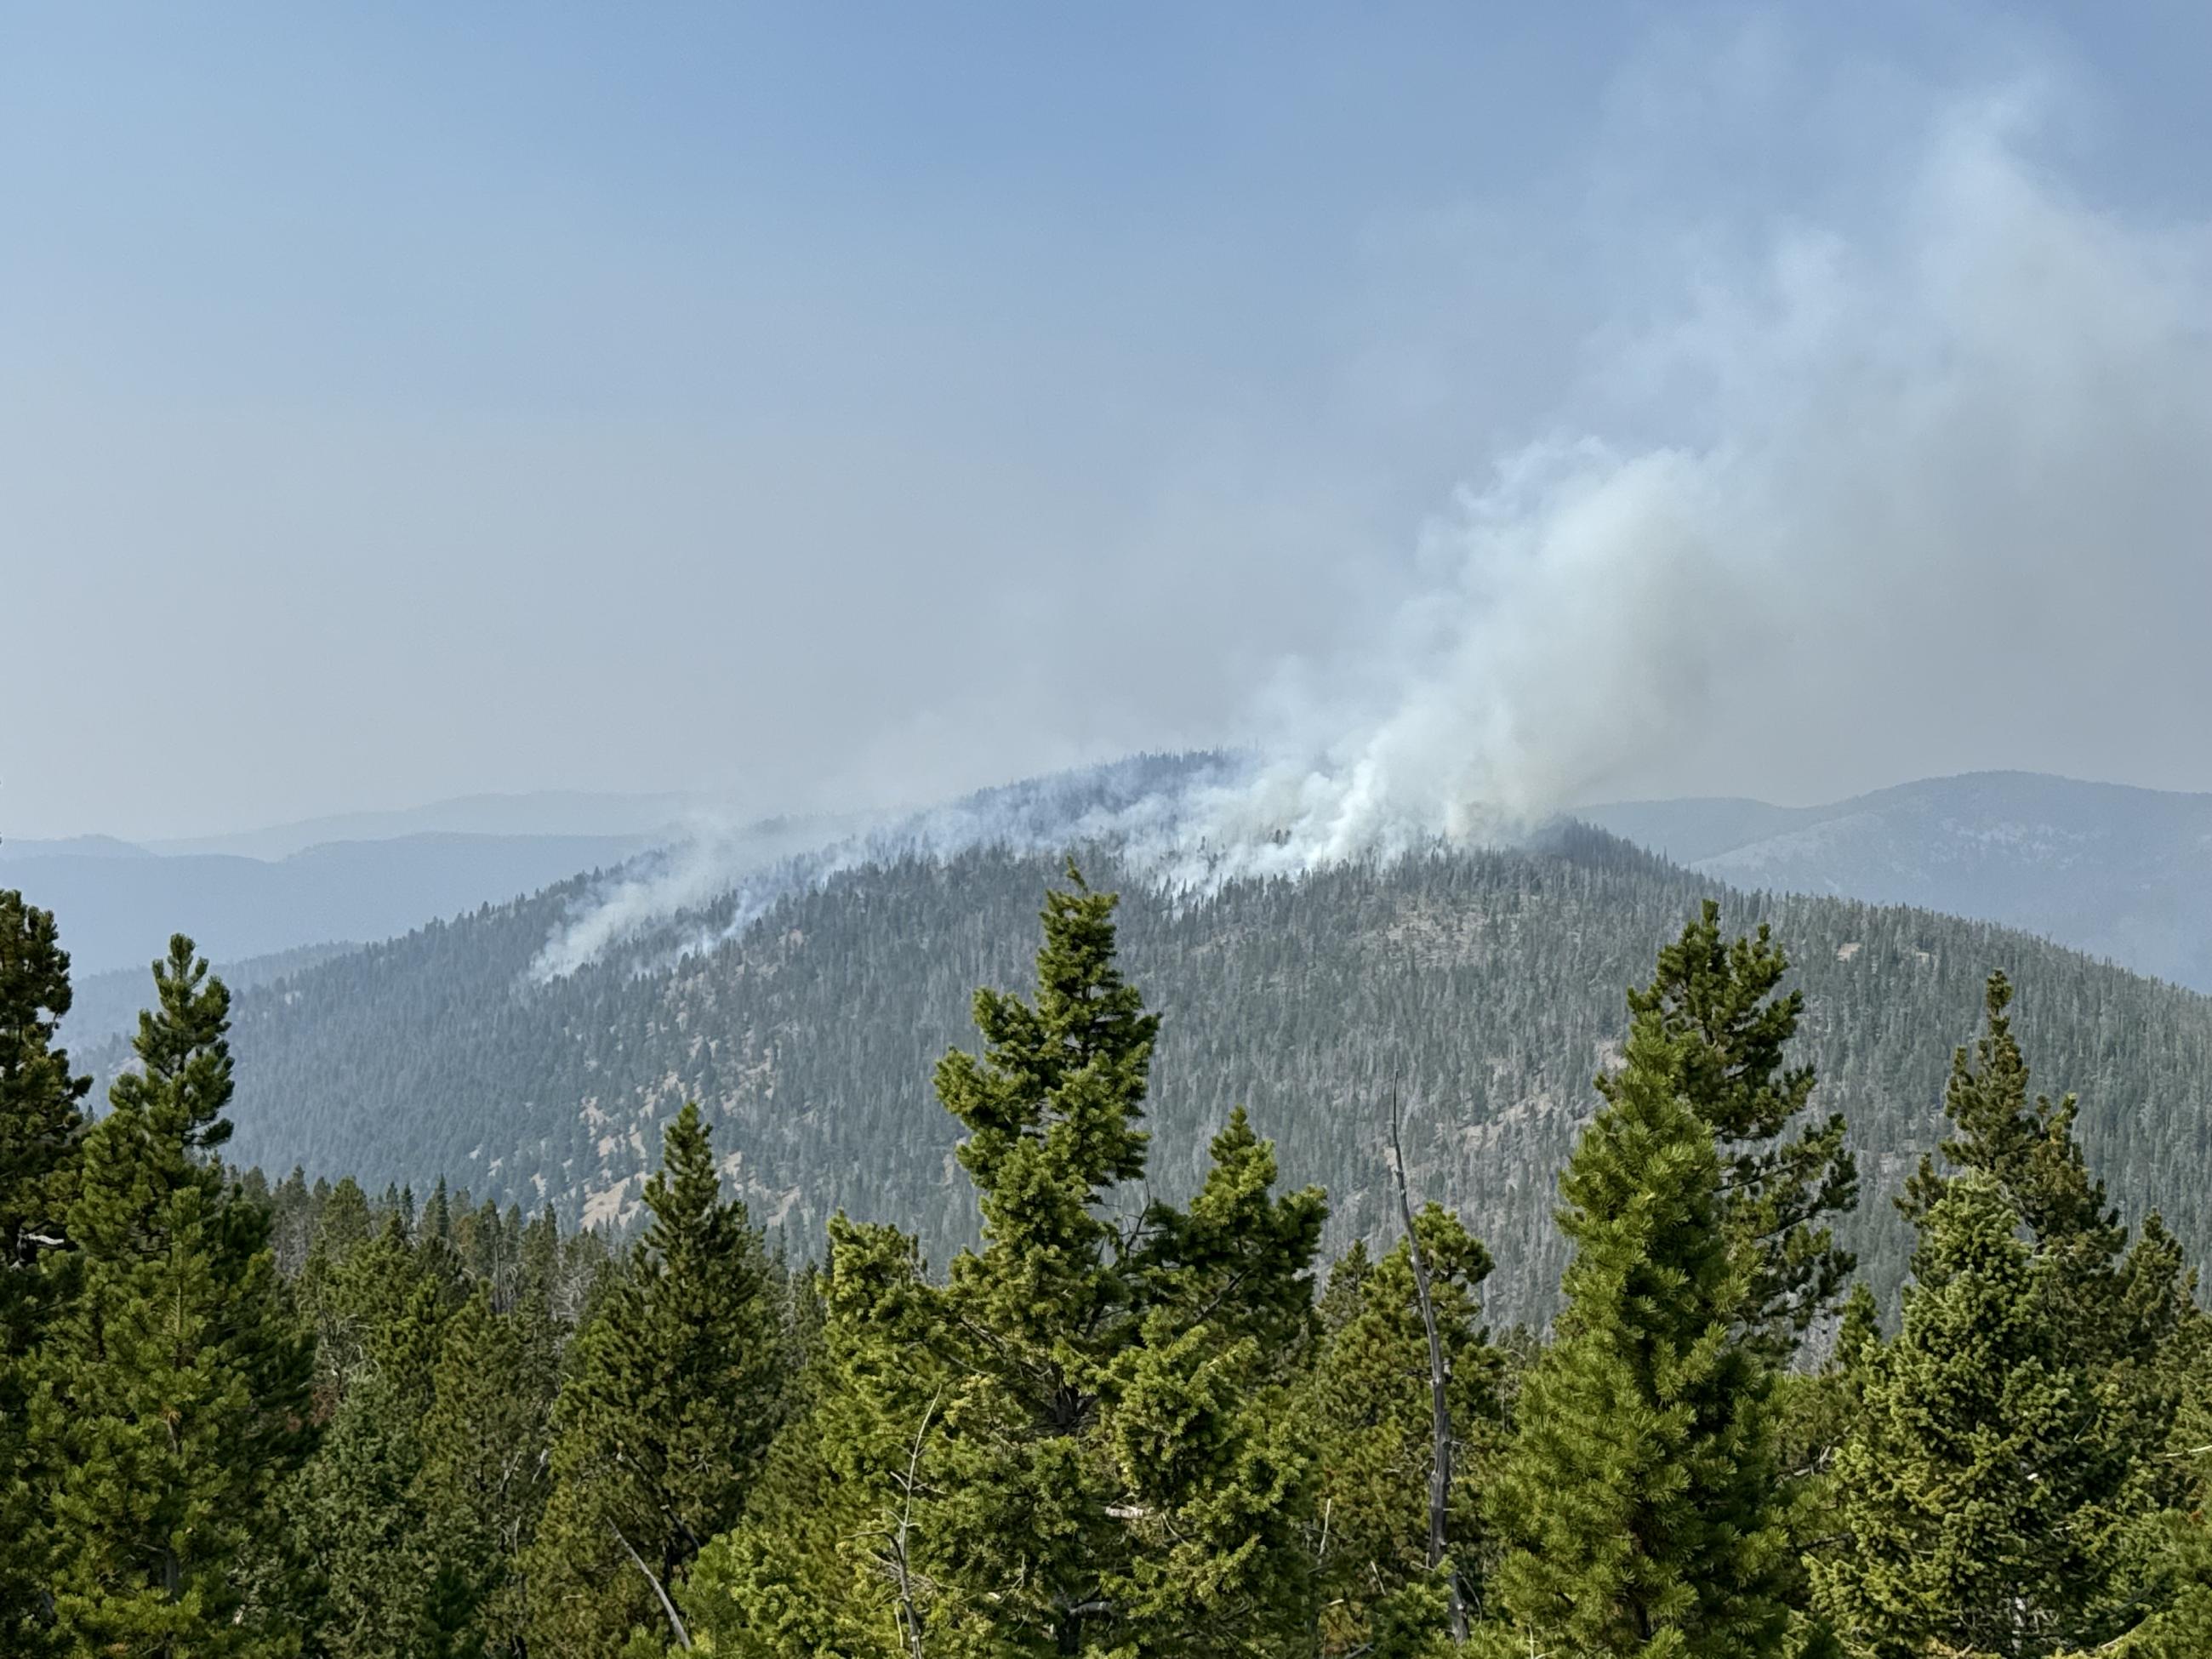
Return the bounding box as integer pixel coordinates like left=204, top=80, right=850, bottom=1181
left=0, top=889, right=87, bottom=1315
left=1308, top=1204, right=1503, bottom=1656
left=1812, top=1173, right=2115, bottom=1658
left=0, top=892, right=90, bottom=1654
left=1482, top=960, right=1791, bottom=1659
left=683, top=1214, right=950, bottom=1659
left=1099, top=1107, right=1328, bottom=1655
left=1633, top=901, right=1857, bottom=1357
left=686, top=869, right=1326, bottom=1657
left=526, top=1102, right=784, bottom=1656
left=25, top=936, right=316, bottom=1657
left=916, top=869, right=1325, bottom=1656
left=413, top=1287, right=561, bottom=1657
left=1894, top=974, right=2192, bottom=1633
left=280, top=1208, right=459, bottom=1656
left=2125, top=1314, right=2212, bottom=1656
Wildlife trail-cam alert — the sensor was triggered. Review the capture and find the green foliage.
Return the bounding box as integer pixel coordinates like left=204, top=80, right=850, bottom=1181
left=1629, top=901, right=1857, bottom=1356
left=1814, top=1173, right=2115, bottom=1657
left=1482, top=966, right=1791, bottom=1659
left=0, top=892, right=90, bottom=1652
left=25, top=937, right=316, bottom=1657
left=0, top=889, right=88, bottom=1294
left=279, top=1206, right=465, bottom=1656
left=171, top=835, right=2212, bottom=1327
left=1816, top=978, right=2201, bottom=1657
left=526, top=1102, right=784, bottom=1657
left=687, top=870, right=1327, bottom=1657
left=413, top=1287, right=562, bottom=1656
left=1308, top=1204, right=1502, bottom=1655
left=22, top=853, right=2212, bottom=1658
left=2123, top=1315, right=2212, bottom=1657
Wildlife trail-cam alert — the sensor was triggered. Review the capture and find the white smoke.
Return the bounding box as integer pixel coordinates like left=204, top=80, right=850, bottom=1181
left=535, top=88, right=2212, bottom=978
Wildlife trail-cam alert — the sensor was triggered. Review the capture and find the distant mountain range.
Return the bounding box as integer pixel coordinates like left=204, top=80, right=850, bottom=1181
left=143, top=789, right=706, bottom=861
left=0, top=790, right=898, bottom=984
left=24, top=765, right=2212, bottom=1011
left=1579, top=772, right=2212, bottom=990
left=2, top=831, right=658, bottom=980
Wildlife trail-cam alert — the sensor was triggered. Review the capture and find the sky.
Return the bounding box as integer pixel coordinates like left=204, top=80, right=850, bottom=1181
left=6, top=3, right=2212, bottom=840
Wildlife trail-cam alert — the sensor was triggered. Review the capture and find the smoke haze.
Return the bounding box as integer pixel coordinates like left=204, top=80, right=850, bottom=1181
left=533, top=83, right=2212, bottom=972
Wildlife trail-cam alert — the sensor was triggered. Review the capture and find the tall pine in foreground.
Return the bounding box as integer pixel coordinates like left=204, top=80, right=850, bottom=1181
left=527, top=1102, right=784, bottom=1657
left=1819, top=975, right=2192, bottom=1656
left=1633, top=901, right=1857, bottom=1358
left=1481, top=932, right=1790, bottom=1659
left=0, top=892, right=90, bottom=1656
left=26, top=936, right=315, bottom=1658
left=684, top=867, right=1327, bottom=1658
left=1900, top=973, right=2196, bottom=1559
left=1814, top=1172, right=2108, bottom=1659
left=920, top=868, right=1326, bottom=1656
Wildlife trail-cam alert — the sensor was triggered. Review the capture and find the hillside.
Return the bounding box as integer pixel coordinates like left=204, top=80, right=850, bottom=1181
left=61, top=941, right=362, bottom=1046
left=1582, top=771, right=2212, bottom=989
left=110, top=826, right=2211, bottom=1325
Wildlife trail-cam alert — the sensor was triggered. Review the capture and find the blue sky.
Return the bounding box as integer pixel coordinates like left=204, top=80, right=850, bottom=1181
left=6, top=3, right=2212, bottom=837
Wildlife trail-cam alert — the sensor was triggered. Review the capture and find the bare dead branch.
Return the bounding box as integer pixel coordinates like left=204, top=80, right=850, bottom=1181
left=887, top=1388, right=942, bottom=1659
left=1388, top=1085, right=1467, bottom=1645
left=608, top=1518, right=692, bottom=1650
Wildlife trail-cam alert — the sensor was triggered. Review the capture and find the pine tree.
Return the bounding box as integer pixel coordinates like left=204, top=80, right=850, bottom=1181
left=0, top=892, right=90, bottom=1654
left=0, top=889, right=87, bottom=1314
left=1893, top=973, right=2191, bottom=1637
left=683, top=1214, right=949, bottom=1659
left=25, top=936, right=316, bottom=1658
left=526, top=1102, right=784, bottom=1656
left=1102, top=1107, right=1329, bottom=1654
left=1633, top=901, right=1856, bottom=1357
left=915, top=869, right=1325, bottom=1656
left=281, top=1207, right=459, bottom=1656
left=1308, top=1203, right=1503, bottom=1656
left=2124, top=1314, right=2212, bottom=1657
left=413, top=1287, right=561, bottom=1657
left=1813, top=1173, right=2113, bottom=1658
left=685, top=869, right=1327, bottom=1657
left=1481, top=964, right=1790, bottom=1659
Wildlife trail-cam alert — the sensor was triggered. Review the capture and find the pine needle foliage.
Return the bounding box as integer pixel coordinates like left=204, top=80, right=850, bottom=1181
left=1482, top=963, right=1792, bottom=1659
left=526, top=1101, right=784, bottom=1657
left=26, top=936, right=315, bottom=1658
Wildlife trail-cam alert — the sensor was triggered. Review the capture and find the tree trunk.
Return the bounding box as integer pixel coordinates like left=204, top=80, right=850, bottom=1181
left=1390, top=1089, right=1467, bottom=1645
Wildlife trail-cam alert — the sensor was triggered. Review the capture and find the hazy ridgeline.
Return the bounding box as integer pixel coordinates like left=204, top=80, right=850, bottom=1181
left=112, top=826, right=2212, bottom=1328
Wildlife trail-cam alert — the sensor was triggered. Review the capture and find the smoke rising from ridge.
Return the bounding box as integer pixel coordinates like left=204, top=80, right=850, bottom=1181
left=534, top=88, right=2212, bottom=977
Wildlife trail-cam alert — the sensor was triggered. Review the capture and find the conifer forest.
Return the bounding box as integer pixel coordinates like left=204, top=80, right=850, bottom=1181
left=10, top=868, right=2212, bottom=1659
left=17, top=10, right=2212, bottom=1658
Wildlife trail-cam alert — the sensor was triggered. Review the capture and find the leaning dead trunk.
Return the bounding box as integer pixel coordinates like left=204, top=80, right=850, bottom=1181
left=1389, top=1089, right=1467, bottom=1645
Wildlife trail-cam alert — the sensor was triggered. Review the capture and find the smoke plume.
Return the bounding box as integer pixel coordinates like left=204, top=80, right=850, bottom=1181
left=536, top=88, right=2212, bottom=978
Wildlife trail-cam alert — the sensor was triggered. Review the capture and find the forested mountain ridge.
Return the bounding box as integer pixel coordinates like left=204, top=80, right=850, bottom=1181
left=123, top=824, right=2212, bottom=1324
left=61, top=940, right=362, bottom=1045
left=1583, top=770, right=2212, bottom=989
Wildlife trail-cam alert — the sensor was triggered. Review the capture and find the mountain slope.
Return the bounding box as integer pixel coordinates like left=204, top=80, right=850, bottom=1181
left=129, top=829, right=2212, bottom=1325
left=62, top=941, right=362, bottom=1046
left=1581, top=772, right=2212, bottom=989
